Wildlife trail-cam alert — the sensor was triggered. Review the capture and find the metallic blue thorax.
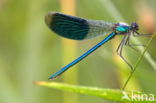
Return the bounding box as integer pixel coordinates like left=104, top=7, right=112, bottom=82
left=115, top=23, right=131, bottom=34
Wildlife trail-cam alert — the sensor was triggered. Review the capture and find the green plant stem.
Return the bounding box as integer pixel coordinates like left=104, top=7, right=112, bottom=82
left=122, top=33, right=156, bottom=90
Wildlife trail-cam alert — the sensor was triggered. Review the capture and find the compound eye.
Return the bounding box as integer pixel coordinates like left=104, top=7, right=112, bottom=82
left=131, top=22, right=139, bottom=31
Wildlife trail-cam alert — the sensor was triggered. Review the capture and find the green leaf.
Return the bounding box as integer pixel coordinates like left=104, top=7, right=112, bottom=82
left=35, top=81, right=156, bottom=103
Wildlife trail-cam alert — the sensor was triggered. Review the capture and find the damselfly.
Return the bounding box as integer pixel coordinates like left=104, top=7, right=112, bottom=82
left=45, top=12, right=148, bottom=80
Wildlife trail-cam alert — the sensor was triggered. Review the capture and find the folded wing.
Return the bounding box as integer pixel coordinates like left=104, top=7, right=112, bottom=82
left=45, top=12, right=115, bottom=40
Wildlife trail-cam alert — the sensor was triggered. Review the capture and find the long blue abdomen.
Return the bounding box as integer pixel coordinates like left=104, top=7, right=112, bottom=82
left=49, top=32, right=116, bottom=79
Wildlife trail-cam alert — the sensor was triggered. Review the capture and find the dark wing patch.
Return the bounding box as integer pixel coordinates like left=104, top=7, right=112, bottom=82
left=45, top=12, right=89, bottom=40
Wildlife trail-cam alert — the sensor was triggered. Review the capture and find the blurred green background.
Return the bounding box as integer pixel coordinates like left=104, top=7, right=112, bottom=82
left=0, top=0, right=156, bottom=103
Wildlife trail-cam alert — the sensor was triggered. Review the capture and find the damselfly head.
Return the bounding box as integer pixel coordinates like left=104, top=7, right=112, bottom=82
left=131, top=22, right=139, bottom=31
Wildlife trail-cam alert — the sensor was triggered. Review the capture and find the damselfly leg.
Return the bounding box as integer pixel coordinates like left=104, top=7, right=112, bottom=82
left=116, top=31, right=151, bottom=71
left=116, top=35, right=134, bottom=71
left=133, top=31, right=152, bottom=37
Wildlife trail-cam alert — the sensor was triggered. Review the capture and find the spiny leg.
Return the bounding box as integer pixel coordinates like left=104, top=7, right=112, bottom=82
left=119, top=37, right=134, bottom=70
left=133, top=31, right=152, bottom=37
left=126, top=32, right=146, bottom=52
left=125, top=34, right=140, bottom=52
left=130, top=31, right=152, bottom=47
left=116, top=35, right=134, bottom=71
